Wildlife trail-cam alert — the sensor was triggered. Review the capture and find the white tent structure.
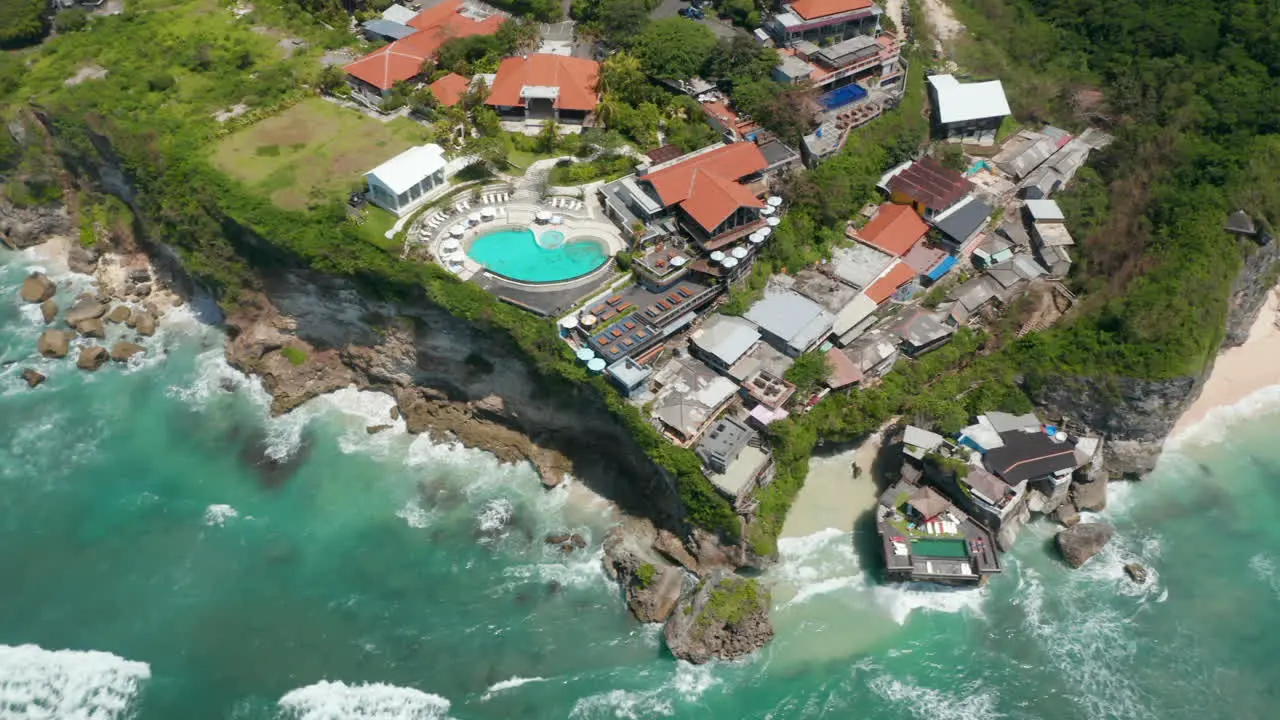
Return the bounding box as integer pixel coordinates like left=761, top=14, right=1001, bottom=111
left=364, top=144, right=450, bottom=216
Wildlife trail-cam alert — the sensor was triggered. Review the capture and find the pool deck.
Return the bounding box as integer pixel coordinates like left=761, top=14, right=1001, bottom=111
left=876, top=478, right=1002, bottom=585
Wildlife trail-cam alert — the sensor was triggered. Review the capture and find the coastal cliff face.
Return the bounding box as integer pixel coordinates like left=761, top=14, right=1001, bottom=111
left=1031, top=239, right=1280, bottom=479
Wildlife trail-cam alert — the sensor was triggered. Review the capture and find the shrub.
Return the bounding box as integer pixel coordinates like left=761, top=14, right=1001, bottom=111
left=635, top=562, right=656, bottom=588
left=280, top=347, right=308, bottom=366
left=147, top=72, right=176, bottom=92
left=0, top=0, right=48, bottom=48
left=53, top=9, right=89, bottom=34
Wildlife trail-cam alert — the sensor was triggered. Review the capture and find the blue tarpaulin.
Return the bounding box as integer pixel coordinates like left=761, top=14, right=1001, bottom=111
left=926, top=255, right=958, bottom=281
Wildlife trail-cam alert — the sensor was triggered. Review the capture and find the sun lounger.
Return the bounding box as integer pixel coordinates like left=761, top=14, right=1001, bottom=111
left=606, top=294, right=623, bottom=305
left=622, top=320, right=635, bottom=330
left=656, top=300, right=669, bottom=311
left=678, top=287, right=691, bottom=298
left=616, top=302, right=633, bottom=312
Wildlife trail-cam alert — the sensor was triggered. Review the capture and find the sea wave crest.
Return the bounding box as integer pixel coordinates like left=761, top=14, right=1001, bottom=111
left=867, top=675, right=1002, bottom=720
left=277, top=680, right=453, bottom=720
left=479, top=675, right=546, bottom=701
left=0, top=643, right=151, bottom=720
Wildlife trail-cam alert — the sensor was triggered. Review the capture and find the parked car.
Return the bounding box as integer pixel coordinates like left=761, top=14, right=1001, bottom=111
left=679, top=6, right=705, bottom=19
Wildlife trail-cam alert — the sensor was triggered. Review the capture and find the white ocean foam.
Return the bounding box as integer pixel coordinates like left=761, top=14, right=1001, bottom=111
left=479, top=675, right=547, bottom=701
left=395, top=500, right=434, bottom=529
left=1249, top=553, right=1279, bottom=598
left=476, top=498, right=514, bottom=535
left=870, top=582, right=988, bottom=625
left=569, top=688, right=674, bottom=720
left=500, top=548, right=610, bottom=592
left=1012, top=564, right=1157, bottom=720
left=772, top=528, right=865, bottom=607
left=867, top=675, right=1002, bottom=720
left=1075, top=529, right=1164, bottom=599
left=1167, top=383, right=1280, bottom=451
left=277, top=680, right=453, bottom=720
left=669, top=661, right=720, bottom=702
left=0, top=644, right=151, bottom=720
left=204, top=504, right=239, bottom=527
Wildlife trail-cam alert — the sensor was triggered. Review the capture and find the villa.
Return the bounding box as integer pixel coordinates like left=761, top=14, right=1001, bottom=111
left=363, top=144, right=451, bottom=216
left=344, top=0, right=505, bottom=105
left=875, top=469, right=1002, bottom=585
left=599, top=143, right=775, bottom=253
left=762, top=0, right=884, bottom=48
left=880, top=157, right=974, bottom=220
left=695, top=416, right=775, bottom=507
left=485, top=54, right=602, bottom=126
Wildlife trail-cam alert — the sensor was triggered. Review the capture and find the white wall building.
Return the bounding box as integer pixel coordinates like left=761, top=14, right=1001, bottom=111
left=363, top=144, right=450, bottom=216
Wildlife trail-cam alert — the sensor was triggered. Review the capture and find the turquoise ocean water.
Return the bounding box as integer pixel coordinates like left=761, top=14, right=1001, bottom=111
left=2, top=246, right=1279, bottom=719
left=466, top=228, right=607, bottom=283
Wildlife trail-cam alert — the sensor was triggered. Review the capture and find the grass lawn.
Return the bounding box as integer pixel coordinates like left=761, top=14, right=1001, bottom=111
left=354, top=205, right=400, bottom=250
left=212, top=98, right=431, bottom=210
left=505, top=148, right=558, bottom=177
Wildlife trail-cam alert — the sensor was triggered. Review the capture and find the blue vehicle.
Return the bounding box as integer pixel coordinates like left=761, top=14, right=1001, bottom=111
left=679, top=6, right=705, bottom=19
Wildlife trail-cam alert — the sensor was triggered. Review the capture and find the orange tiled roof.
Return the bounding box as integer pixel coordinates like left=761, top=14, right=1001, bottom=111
left=855, top=204, right=930, bottom=257
left=864, top=261, right=916, bottom=304
left=484, top=54, right=601, bottom=112
left=429, top=72, right=471, bottom=106
left=639, top=144, right=768, bottom=233
left=789, top=0, right=874, bottom=21
left=345, top=0, right=504, bottom=91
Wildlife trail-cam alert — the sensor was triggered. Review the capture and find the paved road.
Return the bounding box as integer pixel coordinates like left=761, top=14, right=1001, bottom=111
left=651, top=0, right=744, bottom=40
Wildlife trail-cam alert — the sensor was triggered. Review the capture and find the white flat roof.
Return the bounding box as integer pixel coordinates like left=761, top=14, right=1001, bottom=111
left=928, top=74, right=1012, bottom=125
left=381, top=3, right=417, bottom=24
left=831, top=293, right=878, bottom=336
left=365, top=144, right=447, bottom=195
left=1024, top=199, right=1065, bottom=223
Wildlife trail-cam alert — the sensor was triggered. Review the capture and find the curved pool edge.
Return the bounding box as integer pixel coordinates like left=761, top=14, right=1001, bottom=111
left=465, top=225, right=612, bottom=286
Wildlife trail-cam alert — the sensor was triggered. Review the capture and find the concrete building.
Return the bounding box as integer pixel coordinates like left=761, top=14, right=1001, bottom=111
left=650, top=356, right=740, bottom=446
left=363, top=144, right=450, bottom=216
left=931, top=195, right=993, bottom=253
left=926, top=74, right=1011, bottom=143
left=744, top=288, right=835, bottom=357
left=690, top=315, right=761, bottom=374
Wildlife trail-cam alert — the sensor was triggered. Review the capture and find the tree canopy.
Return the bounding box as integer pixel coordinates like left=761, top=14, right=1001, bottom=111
left=633, top=18, right=717, bottom=80
left=0, top=0, right=49, bottom=48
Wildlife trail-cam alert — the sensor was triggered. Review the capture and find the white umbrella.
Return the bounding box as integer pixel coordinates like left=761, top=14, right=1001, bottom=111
left=749, top=232, right=765, bottom=244
left=722, top=257, right=739, bottom=269
left=480, top=207, right=496, bottom=218
left=535, top=210, right=551, bottom=223
left=760, top=205, right=775, bottom=216
left=710, top=251, right=726, bottom=263
left=766, top=217, right=780, bottom=227
left=731, top=246, right=748, bottom=259
left=449, top=225, right=466, bottom=237
left=576, top=347, right=595, bottom=361
left=767, top=196, right=783, bottom=207
left=587, top=358, right=607, bottom=372
left=758, top=226, right=773, bottom=237
left=442, top=238, right=460, bottom=250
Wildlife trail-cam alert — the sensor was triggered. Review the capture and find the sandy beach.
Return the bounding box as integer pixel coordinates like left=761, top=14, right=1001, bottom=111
left=1172, top=286, right=1280, bottom=440
left=780, top=421, right=895, bottom=539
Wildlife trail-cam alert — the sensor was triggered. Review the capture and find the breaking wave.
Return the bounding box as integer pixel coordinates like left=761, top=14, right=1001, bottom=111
left=568, top=661, right=721, bottom=719
left=204, top=503, right=239, bottom=527
left=0, top=644, right=151, bottom=720
left=277, top=681, right=453, bottom=720
left=867, top=675, right=1002, bottom=720
left=479, top=675, right=547, bottom=701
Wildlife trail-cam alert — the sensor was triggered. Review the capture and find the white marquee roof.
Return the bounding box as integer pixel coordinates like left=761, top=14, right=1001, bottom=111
left=365, top=144, right=447, bottom=195
left=928, top=74, right=1012, bottom=125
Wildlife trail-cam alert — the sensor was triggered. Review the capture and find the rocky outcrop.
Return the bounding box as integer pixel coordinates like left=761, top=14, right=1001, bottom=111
left=603, top=520, right=686, bottom=623
left=67, top=243, right=102, bottom=275
left=77, top=345, right=109, bottom=371
left=1124, top=562, right=1149, bottom=584
left=20, top=273, right=56, bottom=303
left=1054, top=501, right=1081, bottom=527
left=110, top=341, right=145, bottom=362
left=40, top=299, right=58, bottom=324
left=131, top=310, right=157, bottom=336
left=75, top=317, right=105, bottom=339
left=1056, top=522, right=1114, bottom=568
left=22, top=369, right=45, bottom=388
left=37, top=329, right=73, bottom=358
left=106, top=305, right=131, bottom=324
left=0, top=201, right=72, bottom=250
left=1223, top=239, right=1280, bottom=347
left=1071, top=474, right=1107, bottom=511
left=663, top=572, right=773, bottom=664
left=64, top=298, right=108, bottom=327
left=654, top=529, right=701, bottom=574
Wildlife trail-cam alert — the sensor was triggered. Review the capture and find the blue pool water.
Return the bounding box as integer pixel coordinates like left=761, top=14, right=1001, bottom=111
left=819, top=83, right=867, bottom=110
left=466, top=227, right=608, bottom=283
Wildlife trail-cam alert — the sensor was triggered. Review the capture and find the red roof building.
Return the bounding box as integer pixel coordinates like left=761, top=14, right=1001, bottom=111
left=485, top=54, right=601, bottom=120
left=345, top=1, right=504, bottom=94
left=851, top=203, right=930, bottom=257
left=886, top=157, right=972, bottom=218
left=428, top=72, right=471, bottom=106
left=637, top=143, right=769, bottom=245
left=789, top=0, right=873, bottom=20
left=864, top=261, right=916, bottom=304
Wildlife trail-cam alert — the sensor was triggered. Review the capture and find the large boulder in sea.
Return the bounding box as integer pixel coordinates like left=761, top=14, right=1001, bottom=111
left=64, top=298, right=108, bottom=327
left=1056, top=522, right=1115, bottom=568
left=663, top=572, right=773, bottom=664
left=40, top=299, right=58, bottom=324
left=20, top=272, right=56, bottom=303
left=37, top=329, right=73, bottom=358
left=74, top=317, right=105, bottom=339
left=110, top=341, right=145, bottom=363
left=1054, top=501, right=1081, bottom=527
left=22, top=369, right=45, bottom=388
left=77, top=345, right=110, bottom=371
left=106, top=305, right=132, bottom=324
left=131, top=309, right=158, bottom=337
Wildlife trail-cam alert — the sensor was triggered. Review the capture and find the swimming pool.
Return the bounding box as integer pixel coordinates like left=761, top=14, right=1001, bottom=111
left=466, top=227, right=609, bottom=283
left=911, top=538, right=969, bottom=558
